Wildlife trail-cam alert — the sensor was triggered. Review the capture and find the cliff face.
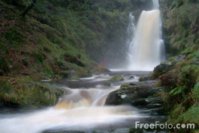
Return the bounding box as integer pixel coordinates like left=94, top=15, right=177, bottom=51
left=156, top=0, right=199, bottom=130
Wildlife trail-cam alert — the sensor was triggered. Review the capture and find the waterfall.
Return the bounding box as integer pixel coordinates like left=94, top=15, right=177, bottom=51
left=153, top=0, right=160, bottom=9
left=126, top=0, right=165, bottom=71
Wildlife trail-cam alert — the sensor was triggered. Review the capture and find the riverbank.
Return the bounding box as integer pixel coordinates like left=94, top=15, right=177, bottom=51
left=0, top=76, right=65, bottom=110
left=157, top=1, right=199, bottom=132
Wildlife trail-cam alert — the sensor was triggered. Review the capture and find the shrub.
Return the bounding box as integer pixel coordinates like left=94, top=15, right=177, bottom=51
left=192, top=83, right=199, bottom=102
left=4, top=27, right=24, bottom=47
left=178, top=65, right=198, bottom=88
left=0, top=58, right=10, bottom=75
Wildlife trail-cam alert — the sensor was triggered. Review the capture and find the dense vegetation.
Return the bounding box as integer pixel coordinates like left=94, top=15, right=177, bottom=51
left=153, top=0, right=199, bottom=132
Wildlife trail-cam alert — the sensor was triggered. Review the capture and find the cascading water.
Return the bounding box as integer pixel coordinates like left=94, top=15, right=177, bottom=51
left=0, top=76, right=141, bottom=133
left=127, top=0, right=165, bottom=71
left=126, top=13, right=136, bottom=47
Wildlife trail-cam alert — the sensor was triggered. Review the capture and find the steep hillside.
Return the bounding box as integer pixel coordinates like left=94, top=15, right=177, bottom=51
left=154, top=1, right=199, bottom=132
left=0, top=0, right=94, bottom=79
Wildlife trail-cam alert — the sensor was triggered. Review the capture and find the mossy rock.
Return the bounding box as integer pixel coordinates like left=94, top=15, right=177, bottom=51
left=153, top=63, right=173, bottom=78
left=0, top=76, right=65, bottom=109
left=109, top=75, right=124, bottom=82
left=105, top=83, right=157, bottom=106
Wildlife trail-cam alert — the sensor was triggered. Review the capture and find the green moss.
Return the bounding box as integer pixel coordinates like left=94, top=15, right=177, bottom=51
left=110, top=75, right=124, bottom=82
left=0, top=80, right=12, bottom=94
left=192, top=83, right=199, bottom=102
left=0, top=77, right=64, bottom=108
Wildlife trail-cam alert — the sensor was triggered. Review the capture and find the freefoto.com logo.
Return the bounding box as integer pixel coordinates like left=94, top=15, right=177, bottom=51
left=135, top=121, right=196, bottom=130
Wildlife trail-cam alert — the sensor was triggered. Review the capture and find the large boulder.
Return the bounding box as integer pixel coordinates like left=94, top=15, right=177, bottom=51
left=105, top=81, right=160, bottom=107
left=153, top=63, right=173, bottom=78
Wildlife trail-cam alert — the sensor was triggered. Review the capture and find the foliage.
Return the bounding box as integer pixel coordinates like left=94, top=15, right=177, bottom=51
left=169, top=86, right=185, bottom=96
left=0, top=77, right=64, bottom=108
left=2, top=0, right=32, bottom=8
left=178, top=65, right=198, bottom=88
left=0, top=58, right=10, bottom=75
left=163, top=1, right=199, bottom=55
left=192, top=83, right=199, bottom=102
left=160, top=1, right=199, bottom=130
left=180, top=105, right=199, bottom=124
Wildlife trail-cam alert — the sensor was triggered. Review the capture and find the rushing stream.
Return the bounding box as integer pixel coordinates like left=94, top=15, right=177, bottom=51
left=0, top=72, right=166, bottom=133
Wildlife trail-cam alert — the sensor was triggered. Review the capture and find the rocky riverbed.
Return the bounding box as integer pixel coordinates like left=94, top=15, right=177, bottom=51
left=0, top=71, right=167, bottom=133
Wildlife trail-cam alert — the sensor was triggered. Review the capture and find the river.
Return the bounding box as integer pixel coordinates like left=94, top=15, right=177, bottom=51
left=0, top=71, right=166, bottom=133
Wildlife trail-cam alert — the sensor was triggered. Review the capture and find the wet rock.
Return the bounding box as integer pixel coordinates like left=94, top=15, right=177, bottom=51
left=43, top=130, right=85, bottom=133
left=153, top=63, right=173, bottom=78
left=139, top=76, right=152, bottom=81
left=94, top=128, right=130, bottom=133
left=146, top=103, right=162, bottom=108
left=131, top=98, right=148, bottom=106
left=110, top=75, right=124, bottom=82
left=105, top=80, right=166, bottom=116
left=129, top=75, right=135, bottom=79
left=105, top=81, right=159, bottom=106
left=145, top=97, right=163, bottom=104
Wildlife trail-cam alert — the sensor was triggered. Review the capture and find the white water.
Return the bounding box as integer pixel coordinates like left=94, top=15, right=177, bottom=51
left=0, top=106, right=139, bottom=133
left=127, top=0, right=165, bottom=71
left=0, top=75, right=142, bottom=133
